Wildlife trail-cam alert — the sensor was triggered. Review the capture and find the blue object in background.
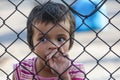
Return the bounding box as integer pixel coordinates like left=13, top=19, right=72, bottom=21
left=72, top=0, right=108, bottom=32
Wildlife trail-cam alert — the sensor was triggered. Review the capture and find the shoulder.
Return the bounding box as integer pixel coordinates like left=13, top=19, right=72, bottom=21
left=13, top=57, right=37, bottom=80
left=69, top=62, right=85, bottom=80
left=14, top=57, right=36, bottom=69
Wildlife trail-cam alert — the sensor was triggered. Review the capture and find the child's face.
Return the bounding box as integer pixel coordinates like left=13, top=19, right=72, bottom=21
left=32, top=20, right=70, bottom=60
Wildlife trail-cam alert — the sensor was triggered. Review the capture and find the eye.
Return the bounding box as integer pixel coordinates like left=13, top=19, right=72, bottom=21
left=58, top=37, right=66, bottom=42
left=39, top=37, right=47, bottom=42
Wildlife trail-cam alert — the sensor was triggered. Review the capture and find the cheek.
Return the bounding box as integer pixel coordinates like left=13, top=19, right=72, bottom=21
left=33, top=44, right=45, bottom=55
left=62, top=41, right=70, bottom=51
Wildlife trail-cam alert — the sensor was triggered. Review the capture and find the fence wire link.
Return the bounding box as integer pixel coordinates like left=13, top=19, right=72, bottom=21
left=0, top=0, right=120, bottom=80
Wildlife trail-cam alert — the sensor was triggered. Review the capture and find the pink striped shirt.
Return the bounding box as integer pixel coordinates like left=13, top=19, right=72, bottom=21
left=13, top=57, right=85, bottom=80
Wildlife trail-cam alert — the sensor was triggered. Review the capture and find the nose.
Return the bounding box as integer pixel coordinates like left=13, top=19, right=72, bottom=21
left=48, top=41, right=59, bottom=50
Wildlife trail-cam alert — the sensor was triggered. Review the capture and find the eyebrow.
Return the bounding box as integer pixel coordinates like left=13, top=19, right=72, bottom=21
left=36, top=30, right=45, bottom=36
left=57, top=34, right=69, bottom=38
left=38, top=33, right=47, bottom=38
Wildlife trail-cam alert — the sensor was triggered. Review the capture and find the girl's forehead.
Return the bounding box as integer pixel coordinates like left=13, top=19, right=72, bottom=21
left=34, top=20, right=70, bottom=34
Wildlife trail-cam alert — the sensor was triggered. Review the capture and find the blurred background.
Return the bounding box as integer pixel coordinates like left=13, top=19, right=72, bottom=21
left=0, top=0, right=120, bottom=80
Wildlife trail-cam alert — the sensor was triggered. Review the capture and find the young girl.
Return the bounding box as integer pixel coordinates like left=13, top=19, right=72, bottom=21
left=13, top=1, right=85, bottom=80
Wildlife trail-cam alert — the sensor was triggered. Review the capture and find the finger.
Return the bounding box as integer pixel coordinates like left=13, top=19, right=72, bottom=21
left=48, top=59, right=57, bottom=75
left=50, top=49, right=62, bottom=58
left=46, top=49, right=57, bottom=60
left=58, top=47, right=64, bottom=54
left=63, top=53, right=69, bottom=57
left=58, top=48, right=69, bottom=57
left=48, top=58, right=54, bottom=65
left=56, top=54, right=68, bottom=62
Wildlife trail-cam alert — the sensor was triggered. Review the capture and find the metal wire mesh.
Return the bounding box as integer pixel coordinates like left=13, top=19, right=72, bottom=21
left=0, top=0, right=120, bottom=80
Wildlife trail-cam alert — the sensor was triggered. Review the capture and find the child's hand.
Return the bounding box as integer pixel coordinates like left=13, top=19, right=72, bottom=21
left=46, top=49, right=71, bottom=79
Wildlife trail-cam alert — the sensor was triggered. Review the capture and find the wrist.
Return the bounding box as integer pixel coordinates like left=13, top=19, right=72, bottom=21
left=61, top=73, right=71, bottom=80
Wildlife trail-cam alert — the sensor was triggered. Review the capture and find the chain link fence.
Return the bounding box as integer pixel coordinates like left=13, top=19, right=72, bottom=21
left=0, top=0, right=120, bottom=80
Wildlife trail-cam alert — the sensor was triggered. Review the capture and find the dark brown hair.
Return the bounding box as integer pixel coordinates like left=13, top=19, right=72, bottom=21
left=27, top=1, right=75, bottom=50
